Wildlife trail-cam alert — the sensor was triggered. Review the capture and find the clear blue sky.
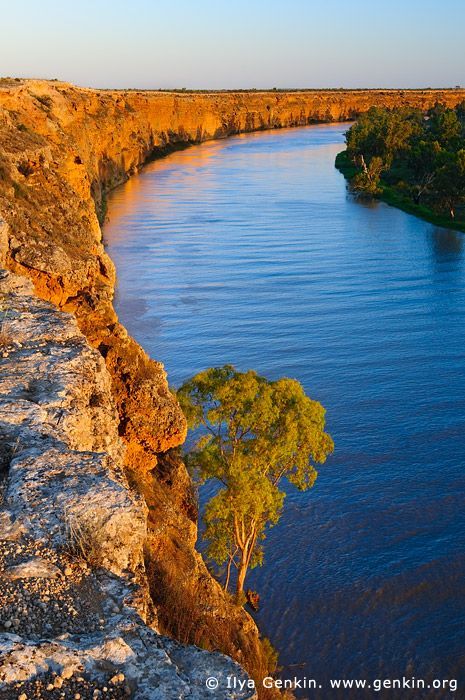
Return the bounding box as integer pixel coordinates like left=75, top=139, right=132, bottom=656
left=1, top=0, right=464, bottom=89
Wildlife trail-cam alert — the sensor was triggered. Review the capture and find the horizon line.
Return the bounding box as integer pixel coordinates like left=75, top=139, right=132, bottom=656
left=1, top=77, right=465, bottom=94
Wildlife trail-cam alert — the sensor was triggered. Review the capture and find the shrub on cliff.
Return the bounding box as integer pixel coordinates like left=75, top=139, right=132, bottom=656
left=178, top=365, right=333, bottom=598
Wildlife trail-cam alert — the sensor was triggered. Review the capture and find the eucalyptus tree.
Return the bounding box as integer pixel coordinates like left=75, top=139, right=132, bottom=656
left=178, top=365, right=333, bottom=598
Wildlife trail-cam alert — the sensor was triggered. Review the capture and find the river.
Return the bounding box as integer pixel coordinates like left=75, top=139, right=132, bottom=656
left=104, top=124, right=465, bottom=697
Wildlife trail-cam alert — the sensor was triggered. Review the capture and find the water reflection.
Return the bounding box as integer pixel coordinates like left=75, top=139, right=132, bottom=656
left=432, top=227, right=463, bottom=258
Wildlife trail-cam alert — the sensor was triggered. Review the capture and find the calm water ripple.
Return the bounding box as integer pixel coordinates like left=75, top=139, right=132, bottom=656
left=105, top=124, right=465, bottom=697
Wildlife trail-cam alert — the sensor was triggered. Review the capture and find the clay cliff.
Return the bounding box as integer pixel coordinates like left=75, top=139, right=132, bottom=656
left=1, top=78, right=465, bottom=697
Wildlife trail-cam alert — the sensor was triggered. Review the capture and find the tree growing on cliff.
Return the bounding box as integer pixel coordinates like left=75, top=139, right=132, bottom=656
left=178, top=365, right=333, bottom=599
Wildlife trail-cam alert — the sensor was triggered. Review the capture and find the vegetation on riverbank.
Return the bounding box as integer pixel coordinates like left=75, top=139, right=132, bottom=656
left=336, top=104, right=465, bottom=231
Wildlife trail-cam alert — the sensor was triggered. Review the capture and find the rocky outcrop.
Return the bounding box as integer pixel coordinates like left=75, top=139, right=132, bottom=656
left=1, top=79, right=465, bottom=696
left=0, top=270, right=145, bottom=578
left=0, top=269, right=255, bottom=699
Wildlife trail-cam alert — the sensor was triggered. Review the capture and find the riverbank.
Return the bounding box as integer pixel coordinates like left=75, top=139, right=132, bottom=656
left=335, top=150, right=465, bottom=232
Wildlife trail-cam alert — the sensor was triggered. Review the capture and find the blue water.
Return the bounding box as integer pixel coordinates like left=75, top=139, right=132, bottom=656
left=104, top=124, right=465, bottom=696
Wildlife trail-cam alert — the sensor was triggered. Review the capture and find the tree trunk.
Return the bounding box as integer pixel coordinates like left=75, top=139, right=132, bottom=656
left=234, top=522, right=259, bottom=599
left=360, top=154, right=368, bottom=174
left=236, top=558, right=248, bottom=596
left=225, top=549, right=237, bottom=592
left=225, top=558, right=232, bottom=592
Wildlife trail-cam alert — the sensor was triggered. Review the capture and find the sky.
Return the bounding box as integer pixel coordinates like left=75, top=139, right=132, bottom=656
left=1, top=0, right=464, bottom=90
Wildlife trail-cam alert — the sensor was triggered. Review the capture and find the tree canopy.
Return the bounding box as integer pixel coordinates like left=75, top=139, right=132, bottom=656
left=178, top=365, right=334, bottom=598
left=343, top=102, right=465, bottom=219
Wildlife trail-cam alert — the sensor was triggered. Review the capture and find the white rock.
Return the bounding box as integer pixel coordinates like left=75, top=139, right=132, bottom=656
left=0, top=511, right=25, bottom=541
left=4, top=557, right=61, bottom=580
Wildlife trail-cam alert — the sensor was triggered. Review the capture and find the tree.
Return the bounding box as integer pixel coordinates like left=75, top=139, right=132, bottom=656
left=178, top=365, right=333, bottom=598
left=456, top=100, right=465, bottom=124
left=352, top=155, right=385, bottom=195
left=406, top=139, right=441, bottom=203
left=342, top=102, right=465, bottom=218
left=427, top=103, right=462, bottom=147
left=346, top=106, right=422, bottom=168
left=431, top=149, right=465, bottom=219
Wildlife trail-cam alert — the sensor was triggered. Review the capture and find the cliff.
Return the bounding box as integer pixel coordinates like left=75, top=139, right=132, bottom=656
left=0, top=269, right=255, bottom=699
left=1, top=78, right=465, bottom=697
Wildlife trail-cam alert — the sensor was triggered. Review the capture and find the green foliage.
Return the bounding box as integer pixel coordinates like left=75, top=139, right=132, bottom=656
left=346, top=106, right=423, bottom=168
left=352, top=155, right=385, bottom=194
left=335, top=151, right=357, bottom=178
left=178, top=365, right=333, bottom=596
left=341, top=102, right=465, bottom=223
left=428, top=103, right=462, bottom=147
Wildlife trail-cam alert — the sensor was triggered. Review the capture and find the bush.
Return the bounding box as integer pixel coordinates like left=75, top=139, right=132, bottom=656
left=33, top=94, right=53, bottom=111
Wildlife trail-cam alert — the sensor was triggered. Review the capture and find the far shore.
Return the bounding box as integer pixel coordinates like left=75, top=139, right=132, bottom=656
left=335, top=150, right=465, bottom=233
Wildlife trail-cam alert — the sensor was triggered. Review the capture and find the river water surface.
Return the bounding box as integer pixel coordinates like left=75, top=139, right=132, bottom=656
left=104, top=124, right=465, bottom=696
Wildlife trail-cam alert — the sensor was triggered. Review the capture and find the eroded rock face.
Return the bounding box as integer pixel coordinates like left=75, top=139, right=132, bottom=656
left=0, top=631, right=257, bottom=700
left=0, top=80, right=286, bottom=695
left=0, top=269, right=255, bottom=699
left=0, top=270, right=144, bottom=575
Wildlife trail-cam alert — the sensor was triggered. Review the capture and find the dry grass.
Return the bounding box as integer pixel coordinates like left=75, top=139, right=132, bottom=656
left=32, top=94, right=53, bottom=111
left=64, top=509, right=108, bottom=567
left=147, top=556, right=292, bottom=700
left=0, top=162, right=9, bottom=182
left=0, top=316, right=14, bottom=348
left=0, top=305, right=20, bottom=348
left=0, top=77, right=22, bottom=88
left=0, top=329, right=13, bottom=347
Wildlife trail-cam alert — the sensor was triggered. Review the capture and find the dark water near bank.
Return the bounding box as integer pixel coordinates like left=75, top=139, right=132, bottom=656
left=105, top=124, right=465, bottom=696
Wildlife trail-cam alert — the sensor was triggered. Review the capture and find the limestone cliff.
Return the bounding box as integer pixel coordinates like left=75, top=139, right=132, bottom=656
left=0, top=269, right=256, bottom=698
left=1, top=78, right=465, bottom=697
